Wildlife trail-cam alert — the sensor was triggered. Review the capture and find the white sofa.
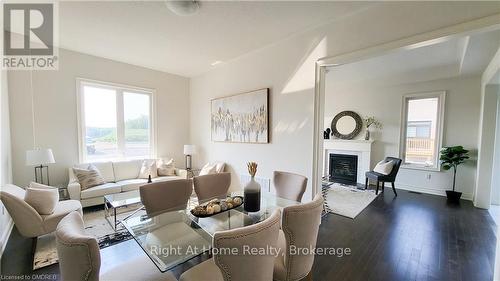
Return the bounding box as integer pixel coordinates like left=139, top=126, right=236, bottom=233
left=68, top=159, right=187, bottom=207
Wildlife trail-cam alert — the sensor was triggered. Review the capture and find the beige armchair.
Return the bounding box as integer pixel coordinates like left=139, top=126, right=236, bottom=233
left=193, top=172, right=231, bottom=203
left=0, top=184, right=82, bottom=238
left=180, top=209, right=281, bottom=281
left=273, top=171, right=308, bottom=202
left=140, top=179, right=193, bottom=216
left=56, top=211, right=177, bottom=281
left=274, top=193, right=324, bottom=281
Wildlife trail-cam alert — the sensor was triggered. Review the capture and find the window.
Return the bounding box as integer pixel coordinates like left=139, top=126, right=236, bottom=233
left=77, top=79, right=155, bottom=162
left=400, top=92, right=445, bottom=170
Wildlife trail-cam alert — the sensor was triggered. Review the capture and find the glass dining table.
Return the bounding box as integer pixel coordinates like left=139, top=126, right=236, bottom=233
left=122, top=192, right=299, bottom=272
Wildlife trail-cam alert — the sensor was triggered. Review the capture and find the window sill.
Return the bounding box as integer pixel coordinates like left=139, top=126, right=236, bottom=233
left=400, top=164, right=441, bottom=172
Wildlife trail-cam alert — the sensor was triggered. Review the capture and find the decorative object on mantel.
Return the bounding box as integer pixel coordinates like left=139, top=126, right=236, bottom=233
left=331, top=111, right=363, bottom=140
left=363, top=116, right=382, bottom=140
left=440, top=146, right=470, bottom=203
left=211, top=88, right=269, bottom=143
left=323, top=128, right=331, bottom=139
left=244, top=162, right=261, bottom=212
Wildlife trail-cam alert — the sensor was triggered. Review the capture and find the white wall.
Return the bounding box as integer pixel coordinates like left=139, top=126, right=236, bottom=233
left=189, top=2, right=500, bottom=201
left=0, top=69, right=13, bottom=270
left=491, top=90, right=500, bottom=205
left=325, top=75, right=481, bottom=199
left=8, top=48, right=190, bottom=188
left=476, top=46, right=500, bottom=208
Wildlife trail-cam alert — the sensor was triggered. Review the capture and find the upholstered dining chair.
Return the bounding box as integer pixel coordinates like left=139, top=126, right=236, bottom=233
left=365, top=157, right=402, bottom=196
left=179, top=209, right=282, bottom=281
left=193, top=172, right=231, bottom=203
left=140, top=179, right=193, bottom=216
left=0, top=184, right=82, bottom=238
left=273, top=193, right=324, bottom=281
left=273, top=171, right=308, bottom=202
left=56, top=211, right=177, bottom=281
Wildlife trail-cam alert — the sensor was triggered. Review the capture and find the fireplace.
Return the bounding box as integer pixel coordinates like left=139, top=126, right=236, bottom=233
left=329, top=154, right=358, bottom=184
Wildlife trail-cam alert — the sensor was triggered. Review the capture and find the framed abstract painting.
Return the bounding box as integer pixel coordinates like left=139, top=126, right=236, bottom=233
left=211, top=88, right=269, bottom=143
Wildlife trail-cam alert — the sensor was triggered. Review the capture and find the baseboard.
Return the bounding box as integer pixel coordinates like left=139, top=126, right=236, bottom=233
left=396, top=183, right=473, bottom=201
left=0, top=216, right=14, bottom=272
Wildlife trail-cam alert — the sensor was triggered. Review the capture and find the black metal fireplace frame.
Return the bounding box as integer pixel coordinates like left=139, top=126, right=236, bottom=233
left=329, top=154, right=358, bottom=185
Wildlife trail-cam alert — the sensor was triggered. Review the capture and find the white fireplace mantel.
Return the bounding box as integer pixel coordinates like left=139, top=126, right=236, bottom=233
left=323, top=139, right=374, bottom=184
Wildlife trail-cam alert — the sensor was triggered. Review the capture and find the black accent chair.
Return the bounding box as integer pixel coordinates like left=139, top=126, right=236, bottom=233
left=365, top=157, right=402, bottom=196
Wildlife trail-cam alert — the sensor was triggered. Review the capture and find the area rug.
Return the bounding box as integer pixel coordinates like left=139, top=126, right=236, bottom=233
left=322, top=183, right=379, bottom=219
left=33, top=204, right=141, bottom=270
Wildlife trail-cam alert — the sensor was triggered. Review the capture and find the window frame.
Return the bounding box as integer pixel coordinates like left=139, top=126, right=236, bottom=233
left=399, top=91, right=446, bottom=171
left=76, top=78, right=157, bottom=163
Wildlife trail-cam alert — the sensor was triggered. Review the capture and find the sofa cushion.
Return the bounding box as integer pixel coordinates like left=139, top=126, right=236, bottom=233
left=152, top=176, right=184, bottom=183
left=157, top=159, right=176, bottom=176
left=74, top=162, right=115, bottom=183
left=80, top=183, right=121, bottom=199
left=138, top=160, right=158, bottom=179
left=73, top=165, right=106, bottom=190
left=118, top=179, right=148, bottom=192
left=24, top=185, right=59, bottom=215
left=113, top=160, right=141, bottom=181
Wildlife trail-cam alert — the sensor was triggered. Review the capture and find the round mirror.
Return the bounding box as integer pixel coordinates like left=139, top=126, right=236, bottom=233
left=331, top=111, right=362, bottom=140
left=336, top=116, right=357, bottom=135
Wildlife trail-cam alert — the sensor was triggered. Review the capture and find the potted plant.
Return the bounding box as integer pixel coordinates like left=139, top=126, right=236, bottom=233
left=363, top=116, right=382, bottom=140
left=440, top=146, right=470, bottom=203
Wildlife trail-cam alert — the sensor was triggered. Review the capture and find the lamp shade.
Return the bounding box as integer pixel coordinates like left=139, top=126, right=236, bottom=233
left=183, top=145, right=196, bottom=155
left=26, top=149, right=55, bottom=166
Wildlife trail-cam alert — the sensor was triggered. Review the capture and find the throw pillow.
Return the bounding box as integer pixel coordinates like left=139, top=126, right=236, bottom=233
left=373, top=160, right=394, bottom=175
left=215, top=162, right=226, bottom=173
left=24, top=185, right=59, bottom=215
left=199, top=162, right=217, bottom=176
left=139, top=160, right=158, bottom=179
left=157, top=158, right=176, bottom=176
left=73, top=165, right=105, bottom=190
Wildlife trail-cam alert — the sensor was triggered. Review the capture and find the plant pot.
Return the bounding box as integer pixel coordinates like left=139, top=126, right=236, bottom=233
left=446, top=190, right=462, bottom=203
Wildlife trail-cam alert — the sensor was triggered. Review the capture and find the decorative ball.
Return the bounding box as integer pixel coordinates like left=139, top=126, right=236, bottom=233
left=226, top=198, right=233, bottom=204
left=227, top=203, right=233, bottom=209
left=233, top=197, right=242, bottom=205
left=220, top=202, right=228, bottom=211
left=213, top=204, right=221, bottom=213
left=206, top=206, right=214, bottom=215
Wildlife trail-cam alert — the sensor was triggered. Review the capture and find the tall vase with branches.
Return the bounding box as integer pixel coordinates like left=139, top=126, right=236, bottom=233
left=363, top=116, right=382, bottom=140
left=440, top=146, right=469, bottom=203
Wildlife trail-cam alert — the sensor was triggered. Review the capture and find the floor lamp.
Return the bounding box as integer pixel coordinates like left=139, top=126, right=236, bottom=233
left=26, top=148, right=55, bottom=185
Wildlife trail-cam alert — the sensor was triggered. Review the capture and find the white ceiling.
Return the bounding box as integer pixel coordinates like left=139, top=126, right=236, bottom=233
left=327, top=29, right=500, bottom=87
left=58, top=1, right=372, bottom=77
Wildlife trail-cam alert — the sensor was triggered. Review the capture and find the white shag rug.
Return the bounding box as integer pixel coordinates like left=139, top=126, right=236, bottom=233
left=33, top=204, right=141, bottom=270
left=323, top=183, right=379, bottom=219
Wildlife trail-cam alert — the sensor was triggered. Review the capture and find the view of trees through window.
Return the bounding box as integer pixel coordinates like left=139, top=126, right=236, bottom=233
left=81, top=83, right=152, bottom=161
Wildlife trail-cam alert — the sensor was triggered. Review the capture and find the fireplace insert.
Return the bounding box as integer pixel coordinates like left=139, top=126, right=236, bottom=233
left=329, top=154, right=358, bottom=184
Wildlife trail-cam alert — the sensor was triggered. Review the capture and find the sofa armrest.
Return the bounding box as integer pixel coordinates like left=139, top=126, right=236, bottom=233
left=175, top=168, right=187, bottom=179
left=67, top=181, right=81, bottom=200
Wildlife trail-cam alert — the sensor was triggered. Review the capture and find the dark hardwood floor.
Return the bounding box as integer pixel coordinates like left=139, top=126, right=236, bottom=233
left=1, top=189, right=497, bottom=281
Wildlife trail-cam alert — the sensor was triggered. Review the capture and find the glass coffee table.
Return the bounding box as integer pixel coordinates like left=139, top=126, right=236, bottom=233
left=104, top=190, right=143, bottom=230
left=122, top=192, right=300, bottom=272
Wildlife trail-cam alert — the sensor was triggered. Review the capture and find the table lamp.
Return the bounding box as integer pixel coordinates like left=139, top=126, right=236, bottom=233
left=183, top=145, right=196, bottom=171
left=26, top=148, right=55, bottom=185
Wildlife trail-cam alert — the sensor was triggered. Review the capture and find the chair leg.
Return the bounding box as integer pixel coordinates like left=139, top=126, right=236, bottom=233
left=365, top=177, right=368, bottom=190
left=381, top=182, right=385, bottom=193
left=391, top=182, right=398, bottom=196
left=376, top=181, right=380, bottom=195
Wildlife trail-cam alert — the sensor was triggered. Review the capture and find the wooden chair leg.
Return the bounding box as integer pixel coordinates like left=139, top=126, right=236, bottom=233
left=391, top=182, right=398, bottom=196
left=381, top=181, right=385, bottom=193
left=365, top=177, right=368, bottom=189
left=376, top=181, right=380, bottom=195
